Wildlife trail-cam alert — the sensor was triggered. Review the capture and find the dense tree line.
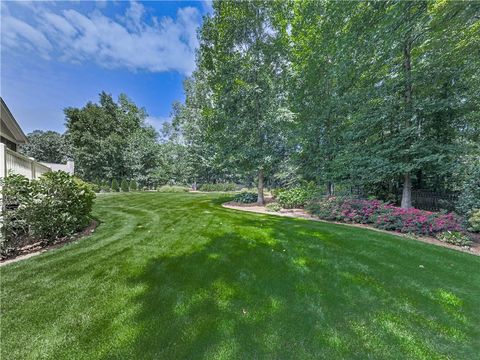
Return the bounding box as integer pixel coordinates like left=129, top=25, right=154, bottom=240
left=22, top=0, right=479, bottom=208
left=173, top=0, right=479, bottom=206
left=21, top=93, right=219, bottom=189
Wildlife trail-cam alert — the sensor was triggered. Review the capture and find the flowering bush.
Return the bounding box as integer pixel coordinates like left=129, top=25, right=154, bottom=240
left=306, top=197, right=466, bottom=237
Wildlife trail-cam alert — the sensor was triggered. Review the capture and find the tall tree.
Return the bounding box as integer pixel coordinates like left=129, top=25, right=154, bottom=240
left=20, top=130, right=70, bottom=163
left=65, top=92, right=157, bottom=183
left=197, top=0, right=293, bottom=204
left=290, top=1, right=479, bottom=207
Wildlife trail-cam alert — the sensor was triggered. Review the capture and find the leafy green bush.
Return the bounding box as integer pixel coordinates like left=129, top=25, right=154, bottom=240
left=468, top=209, right=480, bottom=232
left=157, top=185, right=189, bottom=193
left=130, top=180, right=138, bottom=191
left=436, top=231, right=472, bottom=247
left=266, top=203, right=282, bottom=212
left=89, top=181, right=100, bottom=193
left=28, top=172, right=96, bottom=240
left=100, top=180, right=111, bottom=192
left=1, top=173, right=33, bottom=249
left=233, top=192, right=258, bottom=204
left=1, top=172, right=96, bottom=256
left=456, top=166, right=480, bottom=216
left=276, top=184, right=319, bottom=208
left=271, top=188, right=281, bottom=198
left=199, top=183, right=236, bottom=191
left=111, top=179, right=119, bottom=192
left=121, top=179, right=129, bottom=192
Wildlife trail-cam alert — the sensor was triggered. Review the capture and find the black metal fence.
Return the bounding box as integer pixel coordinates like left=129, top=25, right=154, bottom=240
left=333, top=185, right=458, bottom=212
left=397, top=189, right=458, bottom=212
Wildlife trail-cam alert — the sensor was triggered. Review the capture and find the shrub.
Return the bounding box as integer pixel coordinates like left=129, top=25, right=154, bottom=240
left=89, top=181, right=100, bottom=193
left=468, top=209, right=480, bottom=232
left=27, top=172, right=96, bottom=240
left=233, top=192, right=258, bottom=204
left=456, top=166, right=480, bottom=216
left=130, top=180, right=138, bottom=191
left=266, top=203, right=282, bottom=212
left=157, top=185, right=189, bottom=193
left=199, top=183, right=236, bottom=192
left=306, top=197, right=465, bottom=237
left=1, top=173, right=33, bottom=249
left=276, top=184, right=319, bottom=209
left=100, top=180, right=111, bottom=192
left=111, top=179, right=119, bottom=192
left=1, top=172, right=95, bottom=256
left=436, top=231, right=472, bottom=247
left=121, top=179, right=129, bottom=192
left=271, top=188, right=280, bottom=198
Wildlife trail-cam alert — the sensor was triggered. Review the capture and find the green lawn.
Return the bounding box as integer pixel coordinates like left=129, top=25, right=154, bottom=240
left=1, top=192, right=479, bottom=359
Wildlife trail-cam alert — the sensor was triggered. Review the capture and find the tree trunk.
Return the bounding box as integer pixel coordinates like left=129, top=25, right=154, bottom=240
left=401, top=173, right=412, bottom=209
left=327, top=181, right=334, bottom=196
left=401, top=19, right=413, bottom=210
left=257, top=169, right=265, bottom=205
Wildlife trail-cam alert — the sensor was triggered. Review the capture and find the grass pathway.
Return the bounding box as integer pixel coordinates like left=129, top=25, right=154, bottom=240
left=1, top=192, right=479, bottom=359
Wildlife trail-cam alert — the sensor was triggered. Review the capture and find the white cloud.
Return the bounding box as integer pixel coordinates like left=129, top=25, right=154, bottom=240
left=1, top=1, right=201, bottom=74
left=146, top=115, right=170, bottom=131
left=1, top=16, right=53, bottom=56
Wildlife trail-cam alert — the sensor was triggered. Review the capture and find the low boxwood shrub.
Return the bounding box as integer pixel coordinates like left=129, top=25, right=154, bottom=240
left=157, top=185, right=189, bottom=193
left=436, top=231, right=472, bottom=247
left=266, top=203, right=282, bottom=212
left=199, top=183, right=236, bottom=192
left=306, top=197, right=466, bottom=238
left=275, top=184, right=319, bottom=209
left=467, top=209, right=480, bottom=232
left=233, top=192, right=257, bottom=204
left=1, top=172, right=96, bottom=256
left=121, top=179, right=129, bottom=192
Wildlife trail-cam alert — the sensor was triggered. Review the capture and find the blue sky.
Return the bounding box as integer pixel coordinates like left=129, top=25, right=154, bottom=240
left=1, top=0, right=212, bottom=133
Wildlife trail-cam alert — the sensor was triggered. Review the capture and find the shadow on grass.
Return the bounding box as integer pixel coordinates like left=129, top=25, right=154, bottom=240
left=104, top=220, right=477, bottom=359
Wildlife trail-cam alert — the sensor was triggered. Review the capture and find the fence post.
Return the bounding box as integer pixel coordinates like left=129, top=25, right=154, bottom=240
left=66, top=160, right=74, bottom=175
left=0, top=143, right=5, bottom=242
left=0, top=143, right=5, bottom=179
left=29, top=157, right=36, bottom=180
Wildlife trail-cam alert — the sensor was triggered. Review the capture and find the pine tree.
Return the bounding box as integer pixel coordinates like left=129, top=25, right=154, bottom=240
left=101, top=180, right=110, bottom=192
left=111, top=179, right=119, bottom=192
left=121, top=179, right=129, bottom=192
left=130, top=180, right=138, bottom=191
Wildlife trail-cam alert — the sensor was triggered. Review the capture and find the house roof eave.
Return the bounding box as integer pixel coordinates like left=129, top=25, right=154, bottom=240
left=1, top=97, right=29, bottom=144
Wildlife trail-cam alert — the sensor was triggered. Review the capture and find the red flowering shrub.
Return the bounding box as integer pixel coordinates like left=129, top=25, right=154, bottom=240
left=374, top=207, right=463, bottom=235
left=306, top=197, right=465, bottom=237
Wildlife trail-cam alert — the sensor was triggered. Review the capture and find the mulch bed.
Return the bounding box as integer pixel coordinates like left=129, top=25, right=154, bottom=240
left=223, top=202, right=480, bottom=256
left=0, top=220, right=98, bottom=266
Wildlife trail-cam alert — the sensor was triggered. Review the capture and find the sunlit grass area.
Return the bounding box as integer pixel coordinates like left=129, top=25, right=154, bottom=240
left=1, top=192, right=479, bottom=359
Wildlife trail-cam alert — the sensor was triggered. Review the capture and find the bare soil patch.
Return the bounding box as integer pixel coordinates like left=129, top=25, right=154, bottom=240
left=223, top=202, right=480, bottom=256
